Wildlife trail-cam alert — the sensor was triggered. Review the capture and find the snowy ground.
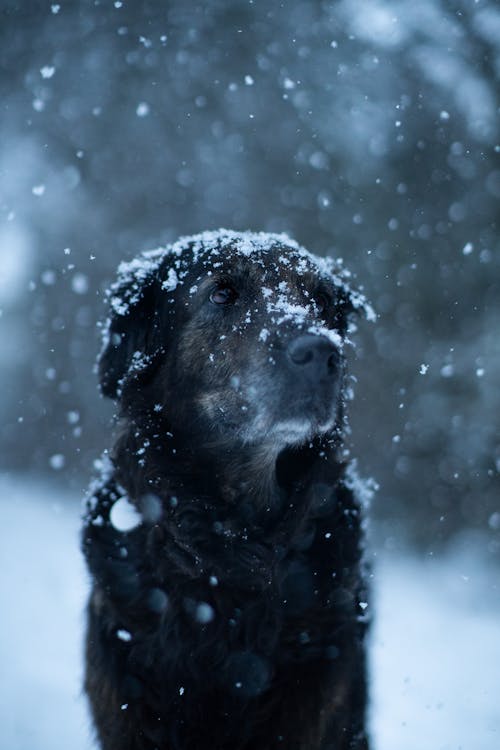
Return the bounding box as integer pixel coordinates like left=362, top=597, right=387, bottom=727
left=1, top=475, right=499, bottom=750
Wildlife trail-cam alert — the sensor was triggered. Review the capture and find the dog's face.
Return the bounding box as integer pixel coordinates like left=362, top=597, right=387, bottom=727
left=99, top=231, right=372, bottom=455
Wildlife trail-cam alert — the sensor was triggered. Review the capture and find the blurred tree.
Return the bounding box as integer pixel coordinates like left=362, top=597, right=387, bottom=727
left=0, top=0, right=498, bottom=552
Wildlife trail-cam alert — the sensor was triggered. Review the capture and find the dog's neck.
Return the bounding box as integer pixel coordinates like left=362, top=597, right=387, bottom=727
left=111, top=412, right=341, bottom=526
left=104, top=412, right=346, bottom=590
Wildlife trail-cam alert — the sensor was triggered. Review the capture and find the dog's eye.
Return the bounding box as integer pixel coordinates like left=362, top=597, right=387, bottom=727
left=210, top=285, right=238, bottom=305
left=313, top=292, right=330, bottom=315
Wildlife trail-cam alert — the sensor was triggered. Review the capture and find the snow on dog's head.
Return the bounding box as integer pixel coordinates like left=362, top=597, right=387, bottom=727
left=105, top=228, right=373, bottom=323
left=98, top=229, right=374, bottom=450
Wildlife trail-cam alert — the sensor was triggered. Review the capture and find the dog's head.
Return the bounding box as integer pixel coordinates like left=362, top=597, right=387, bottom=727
left=99, top=230, right=373, bottom=454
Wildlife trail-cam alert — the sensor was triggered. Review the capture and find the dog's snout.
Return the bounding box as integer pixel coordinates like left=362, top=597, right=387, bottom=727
left=287, top=335, right=339, bottom=377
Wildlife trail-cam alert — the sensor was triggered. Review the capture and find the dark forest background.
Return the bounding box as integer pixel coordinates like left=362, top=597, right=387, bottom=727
left=0, top=0, right=499, bottom=554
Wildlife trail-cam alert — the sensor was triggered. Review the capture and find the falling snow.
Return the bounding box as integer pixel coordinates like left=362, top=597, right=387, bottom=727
left=1, top=3, right=499, bottom=744
left=40, top=65, right=55, bottom=79
left=136, top=102, right=150, bottom=117
left=109, top=496, right=142, bottom=532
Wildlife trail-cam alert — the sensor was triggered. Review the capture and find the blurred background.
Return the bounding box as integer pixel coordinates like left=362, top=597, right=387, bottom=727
left=1, top=0, right=498, bottom=552
left=1, top=2, right=499, bottom=748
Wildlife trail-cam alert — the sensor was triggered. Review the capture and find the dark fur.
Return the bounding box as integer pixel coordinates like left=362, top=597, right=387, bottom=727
left=82, top=232, right=371, bottom=750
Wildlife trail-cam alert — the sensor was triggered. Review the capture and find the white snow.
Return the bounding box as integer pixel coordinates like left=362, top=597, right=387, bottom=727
left=49, top=454, right=65, bottom=470
left=71, top=273, right=89, bottom=295
left=440, top=363, right=455, bottom=378
left=307, top=324, right=342, bottom=349
left=1, top=476, right=499, bottom=749
left=0, top=477, right=93, bottom=750
left=344, top=460, right=378, bottom=510
left=161, top=267, right=179, bottom=292
left=0, top=224, right=33, bottom=305
left=371, top=550, right=500, bottom=750
left=195, top=602, right=215, bottom=624
left=41, top=270, right=56, bottom=286
left=116, top=629, right=132, bottom=642
left=136, top=102, right=150, bottom=118
left=33, top=98, right=45, bottom=112
left=40, top=66, right=55, bottom=79
left=489, top=513, right=500, bottom=531
left=100, top=229, right=376, bottom=390
left=109, top=495, right=142, bottom=532
left=104, top=229, right=374, bottom=322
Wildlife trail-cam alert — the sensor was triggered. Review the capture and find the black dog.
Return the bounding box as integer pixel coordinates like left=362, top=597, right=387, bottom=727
left=82, top=230, right=374, bottom=750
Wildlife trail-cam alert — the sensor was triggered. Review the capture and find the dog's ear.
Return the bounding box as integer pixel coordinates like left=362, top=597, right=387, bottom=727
left=336, top=281, right=376, bottom=334
left=98, top=259, right=165, bottom=400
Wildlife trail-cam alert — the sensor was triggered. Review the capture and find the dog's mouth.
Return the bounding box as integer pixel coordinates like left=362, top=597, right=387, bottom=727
left=241, top=395, right=338, bottom=449
left=196, top=385, right=340, bottom=450
left=267, top=418, right=315, bottom=446
left=267, top=417, right=333, bottom=446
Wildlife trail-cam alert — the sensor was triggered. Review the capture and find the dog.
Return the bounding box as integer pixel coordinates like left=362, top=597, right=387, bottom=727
left=82, top=229, right=374, bottom=750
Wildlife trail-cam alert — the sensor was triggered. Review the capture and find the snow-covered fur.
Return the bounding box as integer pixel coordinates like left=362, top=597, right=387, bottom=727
left=82, top=230, right=373, bottom=750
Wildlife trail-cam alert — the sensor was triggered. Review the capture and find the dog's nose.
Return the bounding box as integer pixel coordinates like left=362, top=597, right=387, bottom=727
left=287, top=335, right=339, bottom=377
